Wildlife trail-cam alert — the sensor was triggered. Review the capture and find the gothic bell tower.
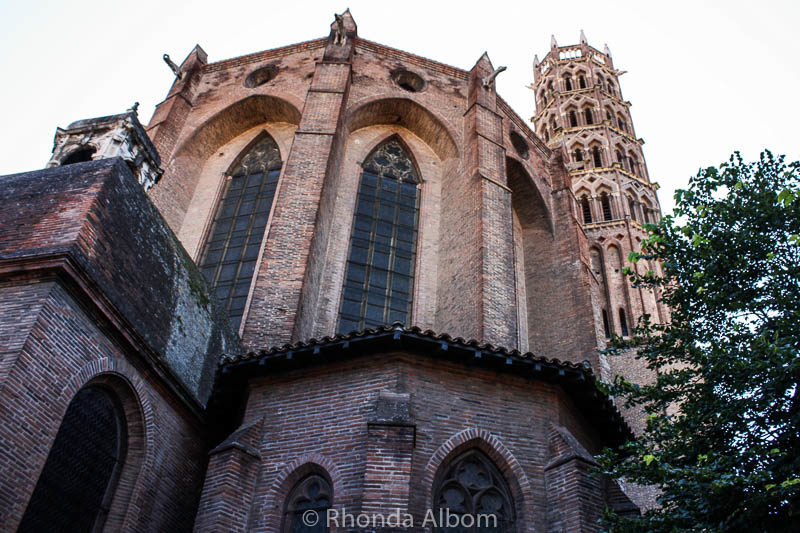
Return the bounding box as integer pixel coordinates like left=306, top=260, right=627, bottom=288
left=531, top=31, right=666, bottom=348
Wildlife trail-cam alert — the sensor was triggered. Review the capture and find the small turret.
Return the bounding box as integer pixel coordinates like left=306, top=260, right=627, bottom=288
left=48, top=106, right=163, bottom=190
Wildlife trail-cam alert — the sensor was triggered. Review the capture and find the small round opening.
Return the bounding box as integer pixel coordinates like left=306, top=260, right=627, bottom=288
left=510, top=131, right=530, bottom=160
left=391, top=69, right=424, bottom=93
left=244, top=65, right=278, bottom=88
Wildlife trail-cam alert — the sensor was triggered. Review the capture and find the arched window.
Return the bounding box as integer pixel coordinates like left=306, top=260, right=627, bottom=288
left=544, top=129, right=550, bottom=142
left=618, top=117, right=627, bottom=132
left=573, top=148, right=583, bottom=162
left=62, top=146, right=96, bottom=165
left=592, top=146, right=603, bottom=167
left=579, top=75, right=587, bottom=89
left=601, top=192, right=613, bottom=221
left=198, top=133, right=282, bottom=330
left=616, top=150, right=624, bottom=166
left=338, top=139, right=420, bottom=333
left=564, top=76, right=573, bottom=91
left=581, top=196, right=592, bottom=224
left=282, top=474, right=332, bottom=533
left=619, top=308, right=629, bottom=336
left=605, top=109, right=613, bottom=122
left=607, top=82, right=615, bottom=96
left=19, top=386, right=126, bottom=532
left=584, top=108, right=594, bottom=125
left=628, top=196, right=638, bottom=222
left=433, top=449, right=516, bottom=532
left=568, top=110, right=578, bottom=127
left=549, top=117, right=557, bottom=132
left=602, top=309, right=611, bottom=338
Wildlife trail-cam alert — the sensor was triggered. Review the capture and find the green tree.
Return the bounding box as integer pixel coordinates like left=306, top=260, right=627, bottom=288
left=599, top=151, right=800, bottom=532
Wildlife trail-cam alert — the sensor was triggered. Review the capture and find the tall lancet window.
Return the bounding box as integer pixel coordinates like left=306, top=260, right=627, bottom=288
left=338, top=139, right=420, bottom=333
left=199, top=133, right=282, bottom=331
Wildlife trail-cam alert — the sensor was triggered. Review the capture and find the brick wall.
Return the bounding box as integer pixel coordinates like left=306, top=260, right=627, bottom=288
left=198, top=352, right=619, bottom=532
left=0, top=281, right=208, bottom=531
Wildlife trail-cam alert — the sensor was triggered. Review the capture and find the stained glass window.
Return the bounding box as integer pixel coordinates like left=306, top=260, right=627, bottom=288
left=199, top=133, right=282, bottom=331
left=433, top=450, right=516, bottom=532
left=18, top=386, right=126, bottom=533
left=337, top=139, right=420, bottom=333
left=282, top=474, right=332, bottom=533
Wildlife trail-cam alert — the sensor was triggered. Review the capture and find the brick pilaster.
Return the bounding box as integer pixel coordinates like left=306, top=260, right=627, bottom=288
left=361, top=392, right=415, bottom=523
left=242, top=13, right=356, bottom=348
left=464, top=53, right=518, bottom=348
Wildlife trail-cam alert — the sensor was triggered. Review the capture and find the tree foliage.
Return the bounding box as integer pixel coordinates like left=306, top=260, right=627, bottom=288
left=599, top=151, right=800, bottom=531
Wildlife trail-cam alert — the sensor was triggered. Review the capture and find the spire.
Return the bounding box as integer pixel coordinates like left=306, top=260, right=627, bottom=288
left=533, top=54, right=540, bottom=67
left=604, top=43, right=612, bottom=57
left=551, top=34, right=558, bottom=49
left=580, top=29, right=588, bottom=45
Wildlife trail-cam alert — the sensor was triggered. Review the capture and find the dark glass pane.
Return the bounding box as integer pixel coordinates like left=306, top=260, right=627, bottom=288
left=432, top=450, right=516, bottom=533
left=337, top=139, right=420, bottom=333
left=199, top=133, right=281, bottom=331
left=18, top=387, right=125, bottom=533
left=283, top=474, right=333, bottom=533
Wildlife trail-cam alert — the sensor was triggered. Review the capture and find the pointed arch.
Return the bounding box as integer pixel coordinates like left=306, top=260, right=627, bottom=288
left=337, top=136, right=421, bottom=333
left=432, top=449, right=517, bottom=531
left=421, top=428, right=533, bottom=529
left=345, top=97, right=459, bottom=161
left=198, top=131, right=283, bottom=330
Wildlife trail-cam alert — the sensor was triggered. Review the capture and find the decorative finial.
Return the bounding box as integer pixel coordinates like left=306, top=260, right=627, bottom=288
left=163, top=54, right=183, bottom=79
left=128, top=102, right=140, bottom=115
left=482, top=66, right=507, bottom=90
left=551, top=34, right=558, bottom=48
left=580, top=29, right=588, bottom=45
left=604, top=43, right=612, bottom=57
left=533, top=54, right=540, bottom=67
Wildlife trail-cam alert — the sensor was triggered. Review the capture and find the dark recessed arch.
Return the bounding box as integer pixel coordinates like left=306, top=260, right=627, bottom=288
left=172, top=95, right=301, bottom=164
left=345, top=97, right=459, bottom=161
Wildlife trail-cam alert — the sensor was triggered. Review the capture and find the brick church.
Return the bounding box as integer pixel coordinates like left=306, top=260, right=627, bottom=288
left=0, top=10, right=663, bottom=532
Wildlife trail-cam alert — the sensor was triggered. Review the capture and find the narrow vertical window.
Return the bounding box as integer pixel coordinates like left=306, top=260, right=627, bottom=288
left=569, top=110, right=578, bottom=127
left=581, top=196, right=592, bottom=224
left=584, top=108, right=593, bottom=125
left=338, top=139, right=420, bottom=333
left=602, top=309, right=611, bottom=338
left=619, top=308, right=629, bottom=336
left=573, top=148, right=583, bottom=162
left=565, top=76, right=573, bottom=91
left=19, top=387, right=126, bottom=533
left=601, top=193, right=613, bottom=221
left=579, top=75, right=587, bottom=89
left=593, top=146, right=603, bottom=167
left=628, top=196, right=638, bottom=222
left=282, top=474, right=332, bottom=533
left=198, top=134, right=282, bottom=331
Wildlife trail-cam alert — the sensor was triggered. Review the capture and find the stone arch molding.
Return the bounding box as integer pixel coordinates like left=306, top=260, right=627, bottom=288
left=345, top=96, right=460, bottom=161
left=170, top=94, right=302, bottom=165
left=422, top=428, right=535, bottom=526
left=51, top=358, right=152, bottom=530
left=259, top=453, right=344, bottom=531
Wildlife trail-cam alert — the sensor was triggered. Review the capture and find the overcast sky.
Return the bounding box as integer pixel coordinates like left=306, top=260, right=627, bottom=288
left=1, top=0, right=797, bottom=214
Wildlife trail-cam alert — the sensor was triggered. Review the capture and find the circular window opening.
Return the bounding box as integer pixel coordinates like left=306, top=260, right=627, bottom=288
left=510, top=131, right=530, bottom=159
left=244, top=65, right=278, bottom=88
left=391, top=69, right=425, bottom=93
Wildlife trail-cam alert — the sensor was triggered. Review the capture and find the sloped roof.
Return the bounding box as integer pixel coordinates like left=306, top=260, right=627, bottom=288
left=219, top=324, right=633, bottom=445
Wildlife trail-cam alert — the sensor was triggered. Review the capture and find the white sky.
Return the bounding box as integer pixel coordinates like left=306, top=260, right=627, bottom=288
left=1, top=0, right=798, bottom=214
